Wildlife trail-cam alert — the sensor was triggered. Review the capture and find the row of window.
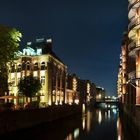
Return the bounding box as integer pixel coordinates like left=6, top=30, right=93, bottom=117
left=10, top=76, right=45, bottom=86
left=10, top=62, right=47, bottom=72
left=10, top=62, right=65, bottom=72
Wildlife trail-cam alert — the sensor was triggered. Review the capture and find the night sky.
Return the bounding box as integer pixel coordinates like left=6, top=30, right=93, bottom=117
left=0, top=0, right=128, bottom=96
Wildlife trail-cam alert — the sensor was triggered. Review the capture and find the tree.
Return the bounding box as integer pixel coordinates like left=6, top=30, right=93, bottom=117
left=0, top=25, right=21, bottom=95
left=18, top=75, right=42, bottom=103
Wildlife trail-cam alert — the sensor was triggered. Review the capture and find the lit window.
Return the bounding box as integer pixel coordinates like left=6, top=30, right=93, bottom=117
left=41, top=76, right=45, bottom=84
left=73, top=78, right=77, bottom=91
left=18, top=77, right=20, bottom=83
left=11, top=78, right=15, bottom=86
left=87, top=83, right=90, bottom=93
left=17, top=64, right=21, bottom=72
left=41, top=62, right=45, bottom=70
left=26, top=62, right=30, bottom=70
left=34, top=63, right=38, bottom=71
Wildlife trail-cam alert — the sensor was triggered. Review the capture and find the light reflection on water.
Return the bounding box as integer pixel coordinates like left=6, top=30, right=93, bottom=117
left=98, top=110, right=102, bottom=124
left=64, top=104, right=131, bottom=140
left=4, top=104, right=136, bottom=140
left=117, top=117, right=122, bottom=140
left=64, top=104, right=119, bottom=140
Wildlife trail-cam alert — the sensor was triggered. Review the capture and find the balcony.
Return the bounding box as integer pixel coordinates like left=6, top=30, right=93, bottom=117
left=128, top=71, right=140, bottom=80
left=128, top=17, right=140, bottom=31
left=128, top=40, right=140, bottom=56
left=128, top=41, right=135, bottom=51
left=128, top=0, right=140, bottom=12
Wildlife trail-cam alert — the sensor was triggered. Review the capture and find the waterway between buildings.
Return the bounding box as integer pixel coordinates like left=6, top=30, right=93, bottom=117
left=4, top=104, right=137, bottom=140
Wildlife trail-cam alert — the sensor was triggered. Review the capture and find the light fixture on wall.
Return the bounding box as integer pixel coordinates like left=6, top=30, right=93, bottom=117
left=126, top=79, right=139, bottom=88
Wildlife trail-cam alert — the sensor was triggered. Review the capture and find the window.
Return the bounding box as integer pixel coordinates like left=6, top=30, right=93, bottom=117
left=34, top=63, right=38, bottom=71
left=11, top=65, right=15, bottom=73
left=26, top=62, right=30, bottom=70
left=17, top=64, right=21, bottom=72
left=41, top=76, right=45, bottom=84
left=11, top=78, right=15, bottom=86
left=41, top=62, right=45, bottom=70
left=18, top=77, right=20, bottom=84
left=22, top=63, right=26, bottom=70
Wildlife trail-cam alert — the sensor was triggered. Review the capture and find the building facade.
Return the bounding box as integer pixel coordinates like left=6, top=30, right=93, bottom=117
left=8, top=38, right=67, bottom=107
left=66, top=74, right=80, bottom=105
left=78, top=79, right=96, bottom=104
left=66, top=74, right=97, bottom=105
left=95, top=86, right=105, bottom=102
left=128, top=0, right=140, bottom=105
left=118, top=0, right=140, bottom=105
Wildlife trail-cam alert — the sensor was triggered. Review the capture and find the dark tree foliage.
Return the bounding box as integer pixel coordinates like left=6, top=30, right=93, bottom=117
left=0, top=25, right=21, bottom=95
left=18, top=75, right=42, bottom=98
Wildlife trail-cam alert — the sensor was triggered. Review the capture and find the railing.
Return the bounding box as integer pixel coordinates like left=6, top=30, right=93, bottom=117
left=128, top=40, right=140, bottom=56
left=128, top=17, right=140, bottom=31
left=128, top=40, right=136, bottom=52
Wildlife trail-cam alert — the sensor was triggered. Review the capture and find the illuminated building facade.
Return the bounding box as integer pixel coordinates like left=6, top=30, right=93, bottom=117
left=66, top=74, right=79, bottom=105
left=95, top=86, right=105, bottom=102
left=118, top=0, right=140, bottom=105
left=128, top=0, right=140, bottom=105
left=117, top=33, right=130, bottom=103
left=66, top=74, right=97, bottom=105
left=78, top=79, right=96, bottom=104
left=117, top=32, right=136, bottom=105
left=8, top=38, right=67, bottom=106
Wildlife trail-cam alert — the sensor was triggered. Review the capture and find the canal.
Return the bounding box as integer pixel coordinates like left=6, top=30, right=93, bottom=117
left=4, top=104, right=136, bottom=140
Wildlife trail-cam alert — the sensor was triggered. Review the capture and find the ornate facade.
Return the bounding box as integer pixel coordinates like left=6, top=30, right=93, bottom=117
left=128, top=0, right=140, bottom=104
left=8, top=38, right=67, bottom=107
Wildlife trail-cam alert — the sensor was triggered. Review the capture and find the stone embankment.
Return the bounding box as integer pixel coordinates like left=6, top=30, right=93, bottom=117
left=0, top=104, right=82, bottom=135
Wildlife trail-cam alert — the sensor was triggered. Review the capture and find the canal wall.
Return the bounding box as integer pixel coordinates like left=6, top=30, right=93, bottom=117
left=0, top=104, right=82, bottom=135
left=119, top=103, right=140, bottom=139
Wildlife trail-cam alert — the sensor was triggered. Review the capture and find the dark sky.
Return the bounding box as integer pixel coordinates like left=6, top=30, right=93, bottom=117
left=0, top=0, right=128, bottom=96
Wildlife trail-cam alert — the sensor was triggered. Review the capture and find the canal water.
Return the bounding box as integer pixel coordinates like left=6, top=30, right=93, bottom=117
left=4, top=104, right=136, bottom=140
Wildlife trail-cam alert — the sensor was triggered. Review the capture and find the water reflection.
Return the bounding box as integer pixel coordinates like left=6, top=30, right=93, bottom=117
left=4, top=104, right=136, bottom=140
left=65, top=128, right=79, bottom=140
left=98, top=110, right=102, bottom=124
left=87, top=110, right=92, bottom=132
left=117, top=117, right=122, bottom=140
left=64, top=104, right=119, bottom=140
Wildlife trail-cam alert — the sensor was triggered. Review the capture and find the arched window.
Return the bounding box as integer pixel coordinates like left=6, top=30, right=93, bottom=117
left=41, top=62, right=45, bottom=70
left=26, top=62, right=30, bottom=70
left=34, top=63, right=38, bottom=71
left=17, top=64, right=21, bottom=72
left=41, top=76, right=45, bottom=84
left=11, top=65, right=15, bottom=73
left=22, top=62, right=26, bottom=70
